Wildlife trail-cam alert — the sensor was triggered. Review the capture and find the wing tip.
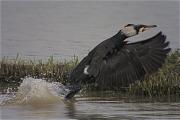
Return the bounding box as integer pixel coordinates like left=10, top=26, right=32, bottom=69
left=164, top=48, right=171, bottom=54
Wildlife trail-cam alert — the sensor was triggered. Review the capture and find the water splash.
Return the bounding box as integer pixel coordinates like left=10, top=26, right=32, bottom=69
left=1, top=77, right=68, bottom=105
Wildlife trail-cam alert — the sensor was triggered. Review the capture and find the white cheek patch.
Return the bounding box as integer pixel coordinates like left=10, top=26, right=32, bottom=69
left=83, top=65, right=89, bottom=75
left=122, top=26, right=137, bottom=37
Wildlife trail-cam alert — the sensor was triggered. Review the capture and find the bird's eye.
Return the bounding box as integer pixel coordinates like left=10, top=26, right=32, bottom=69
left=139, top=27, right=145, bottom=32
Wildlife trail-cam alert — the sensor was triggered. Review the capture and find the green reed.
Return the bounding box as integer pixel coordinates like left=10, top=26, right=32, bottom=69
left=0, top=55, right=78, bottom=92
left=0, top=50, right=180, bottom=97
left=128, top=50, right=180, bottom=97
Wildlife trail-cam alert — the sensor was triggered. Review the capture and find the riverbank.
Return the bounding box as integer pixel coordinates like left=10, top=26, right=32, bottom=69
left=0, top=50, right=180, bottom=97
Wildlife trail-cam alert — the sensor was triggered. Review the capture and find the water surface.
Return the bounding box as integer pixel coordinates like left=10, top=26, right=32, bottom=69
left=1, top=95, right=180, bottom=120
left=1, top=1, right=179, bottom=60
left=1, top=77, right=180, bottom=120
left=1, top=1, right=180, bottom=120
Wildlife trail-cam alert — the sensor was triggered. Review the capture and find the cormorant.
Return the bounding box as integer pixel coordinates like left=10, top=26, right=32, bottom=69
left=64, top=24, right=171, bottom=99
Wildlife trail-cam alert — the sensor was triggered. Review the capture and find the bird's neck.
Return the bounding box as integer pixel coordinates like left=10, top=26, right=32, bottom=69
left=112, top=30, right=128, bottom=43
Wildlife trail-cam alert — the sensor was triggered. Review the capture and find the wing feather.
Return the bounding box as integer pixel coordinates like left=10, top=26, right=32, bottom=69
left=94, top=32, right=170, bottom=88
left=69, top=31, right=171, bottom=89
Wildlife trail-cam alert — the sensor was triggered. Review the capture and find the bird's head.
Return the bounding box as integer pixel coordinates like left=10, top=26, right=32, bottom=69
left=121, top=24, right=157, bottom=37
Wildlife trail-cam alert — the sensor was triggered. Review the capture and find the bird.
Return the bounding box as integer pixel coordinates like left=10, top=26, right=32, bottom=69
left=63, top=24, right=171, bottom=99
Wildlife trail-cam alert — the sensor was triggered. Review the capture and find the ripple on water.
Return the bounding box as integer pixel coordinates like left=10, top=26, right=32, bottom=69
left=0, top=77, right=180, bottom=120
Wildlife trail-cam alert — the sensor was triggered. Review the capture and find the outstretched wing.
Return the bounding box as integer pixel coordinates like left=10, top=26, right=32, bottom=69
left=91, top=32, right=171, bottom=88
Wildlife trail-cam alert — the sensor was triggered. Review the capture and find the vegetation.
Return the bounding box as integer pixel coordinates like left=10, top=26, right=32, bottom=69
left=128, top=50, right=180, bottom=97
left=0, top=50, right=180, bottom=97
left=0, top=55, right=78, bottom=92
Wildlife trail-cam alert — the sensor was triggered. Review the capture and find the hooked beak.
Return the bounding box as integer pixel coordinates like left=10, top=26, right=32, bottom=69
left=145, top=25, right=157, bottom=28
left=139, top=25, right=157, bottom=32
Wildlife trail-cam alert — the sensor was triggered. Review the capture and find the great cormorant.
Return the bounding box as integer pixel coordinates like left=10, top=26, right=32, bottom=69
left=64, top=24, right=171, bottom=99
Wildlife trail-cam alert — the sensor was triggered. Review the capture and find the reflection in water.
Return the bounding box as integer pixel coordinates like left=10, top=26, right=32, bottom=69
left=1, top=96, right=180, bottom=120
left=0, top=77, right=180, bottom=120
left=72, top=98, right=180, bottom=120
left=1, top=1, right=180, bottom=119
left=64, top=100, right=76, bottom=118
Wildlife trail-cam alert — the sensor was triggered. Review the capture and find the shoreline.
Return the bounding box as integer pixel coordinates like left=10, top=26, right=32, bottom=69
left=0, top=50, right=180, bottom=97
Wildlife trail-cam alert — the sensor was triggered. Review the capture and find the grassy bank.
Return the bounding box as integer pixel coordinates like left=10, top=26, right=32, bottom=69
left=128, top=50, right=180, bottom=97
left=0, top=50, right=180, bottom=97
left=0, top=56, right=78, bottom=92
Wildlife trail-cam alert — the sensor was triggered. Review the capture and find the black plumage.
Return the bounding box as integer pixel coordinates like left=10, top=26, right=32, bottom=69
left=64, top=24, right=171, bottom=99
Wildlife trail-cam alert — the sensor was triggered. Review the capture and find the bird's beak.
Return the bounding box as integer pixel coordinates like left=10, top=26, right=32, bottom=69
left=139, top=25, right=157, bottom=32
left=145, top=25, right=157, bottom=28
